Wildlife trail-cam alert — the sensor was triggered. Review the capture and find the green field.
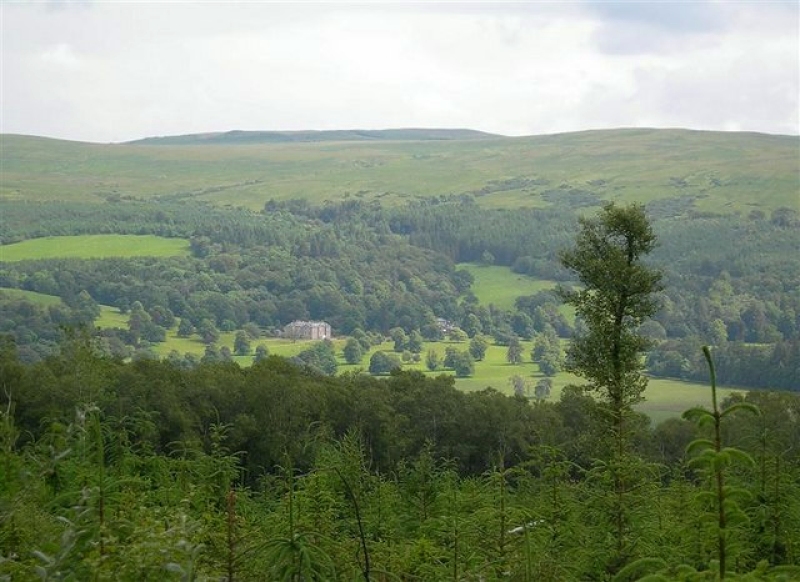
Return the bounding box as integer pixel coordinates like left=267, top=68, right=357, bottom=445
left=335, top=340, right=730, bottom=422
left=458, top=263, right=563, bottom=311
left=151, top=332, right=347, bottom=362
left=1, top=288, right=130, bottom=329
left=0, top=234, right=190, bottom=261
left=0, top=287, right=63, bottom=306
left=94, top=306, right=129, bottom=328
left=3, top=129, right=797, bottom=214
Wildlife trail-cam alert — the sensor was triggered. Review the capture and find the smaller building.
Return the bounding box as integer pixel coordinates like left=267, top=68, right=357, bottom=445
left=436, top=317, right=455, bottom=334
left=284, top=320, right=332, bottom=340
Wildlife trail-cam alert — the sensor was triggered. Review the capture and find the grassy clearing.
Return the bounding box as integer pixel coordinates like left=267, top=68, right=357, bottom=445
left=148, top=328, right=349, bottom=361
left=338, top=339, right=726, bottom=421
left=0, top=287, right=63, bottom=306
left=95, top=306, right=128, bottom=328
left=640, top=377, right=741, bottom=425
left=458, top=263, right=562, bottom=311
left=4, top=130, right=797, bottom=214
left=0, top=235, right=190, bottom=262
left=459, top=263, right=575, bottom=321
left=0, top=289, right=129, bottom=335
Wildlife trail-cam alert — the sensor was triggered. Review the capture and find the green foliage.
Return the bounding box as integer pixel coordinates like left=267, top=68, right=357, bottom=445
left=532, top=326, right=563, bottom=376
left=233, top=331, right=251, bottom=356
left=343, top=338, right=364, bottom=365
left=452, top=351, right=475, bottom=378
left=683, top=346, right=761, bottom=579
left=294, top=340, right=338, bottom=376
left=560, top=203, right=663, bottom=409
left=389, top=327, right=408, bottom=353
left=0, top=340, right=798, bottom=580
left=506, top=337, right=524, bottom=365
left=534, top=377, right=553, bottom=401
left=368, top=351, right=401, bottom=375
left=253, top=343, right=269, bottom=362
left=2, top=129, right=800, bottom=578
left=559, top=203, right=663, bottom=574
left=469, top=335, right=489, bottom=361
left=2, top=192, right=797, bottom=388
left=425, top=349, right=441, bottom=371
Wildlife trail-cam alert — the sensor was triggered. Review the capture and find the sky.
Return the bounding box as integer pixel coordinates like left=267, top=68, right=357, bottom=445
left=2, top=1, right=798, bottom=143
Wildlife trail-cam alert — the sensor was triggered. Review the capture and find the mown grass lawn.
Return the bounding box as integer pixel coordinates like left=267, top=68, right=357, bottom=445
left=0, top=235, right=190, bottom=261
left=148, top=328, right=349, bottom=362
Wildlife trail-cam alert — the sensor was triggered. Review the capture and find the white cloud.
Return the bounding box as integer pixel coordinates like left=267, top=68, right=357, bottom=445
left=40, top=43, right=82, bottom=69
left=1, top=2, right=797, bottom=142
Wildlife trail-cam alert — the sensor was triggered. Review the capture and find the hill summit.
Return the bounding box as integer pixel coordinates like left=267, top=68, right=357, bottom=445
left=125, top=128, right=500, bottom=145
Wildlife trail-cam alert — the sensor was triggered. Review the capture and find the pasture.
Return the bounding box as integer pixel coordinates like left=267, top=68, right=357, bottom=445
left=335, top=339, right=727, bottom=422
left=0, top=287, right=62, bottom=306
left=457, top=263, right=560, bottom=310
left=1, top=287, right=129, bottom=329
left=0, top=234, right=190, bottom=261
left=3, top=130, right=797, bottom=215
left=95, top=306, right=129, bottom=329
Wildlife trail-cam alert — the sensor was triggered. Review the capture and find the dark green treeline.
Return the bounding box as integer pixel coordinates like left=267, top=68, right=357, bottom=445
left=1, top=339, right=799, bottom=580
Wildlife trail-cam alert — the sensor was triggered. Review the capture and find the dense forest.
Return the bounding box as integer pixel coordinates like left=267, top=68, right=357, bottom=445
left=1, top=130, right=799, bottom=578
left=2, top=336, right=800, bottom=580
left=2, top=197, right=799, bottom=579
left=1, top=195, right=798, bottom=390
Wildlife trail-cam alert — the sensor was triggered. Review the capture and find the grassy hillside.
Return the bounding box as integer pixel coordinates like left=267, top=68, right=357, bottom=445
left=0, top=287, right=63, bottom=306
left=0, top=234, right=190, bottom=261
left=3, top=129, right=797, bottom=214
left=0, top=287, right=130, bottom=335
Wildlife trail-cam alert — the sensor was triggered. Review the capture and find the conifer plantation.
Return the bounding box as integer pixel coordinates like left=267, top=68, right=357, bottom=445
left=2, top=205, right=799, bottom=581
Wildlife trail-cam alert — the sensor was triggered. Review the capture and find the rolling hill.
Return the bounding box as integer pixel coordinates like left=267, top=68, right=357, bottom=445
left=1, top=128, right=797, bottom=214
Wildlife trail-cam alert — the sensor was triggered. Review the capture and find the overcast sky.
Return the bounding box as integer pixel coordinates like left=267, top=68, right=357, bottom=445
left=2, top=1, right=798, bottom=143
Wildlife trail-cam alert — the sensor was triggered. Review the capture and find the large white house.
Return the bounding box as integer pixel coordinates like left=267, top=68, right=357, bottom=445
left=283, top=320, right=332, bottom=340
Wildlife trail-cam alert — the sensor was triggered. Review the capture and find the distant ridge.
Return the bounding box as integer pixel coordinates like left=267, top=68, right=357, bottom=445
left=4, top=128, right=796, bottom=215
left=126, top=128, right=501, bottom=145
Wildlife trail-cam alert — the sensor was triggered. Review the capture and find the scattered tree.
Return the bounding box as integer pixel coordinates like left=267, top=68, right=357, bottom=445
left=506, top=337, right=523, bottom=365
left=425, top=349, right=441, bottom=371
left=469, top=335, right=489, bottom=361
left=369, top=351, right=402, bottom=375
left=343, top=338, right=365, bottom=365
left=534, top=377, right=553, bottom=401
left=254, top=344, right=269, bottom=362
left=452, top=351, right=474, bottom=377
left=233, top=331, right=251, bottom=356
